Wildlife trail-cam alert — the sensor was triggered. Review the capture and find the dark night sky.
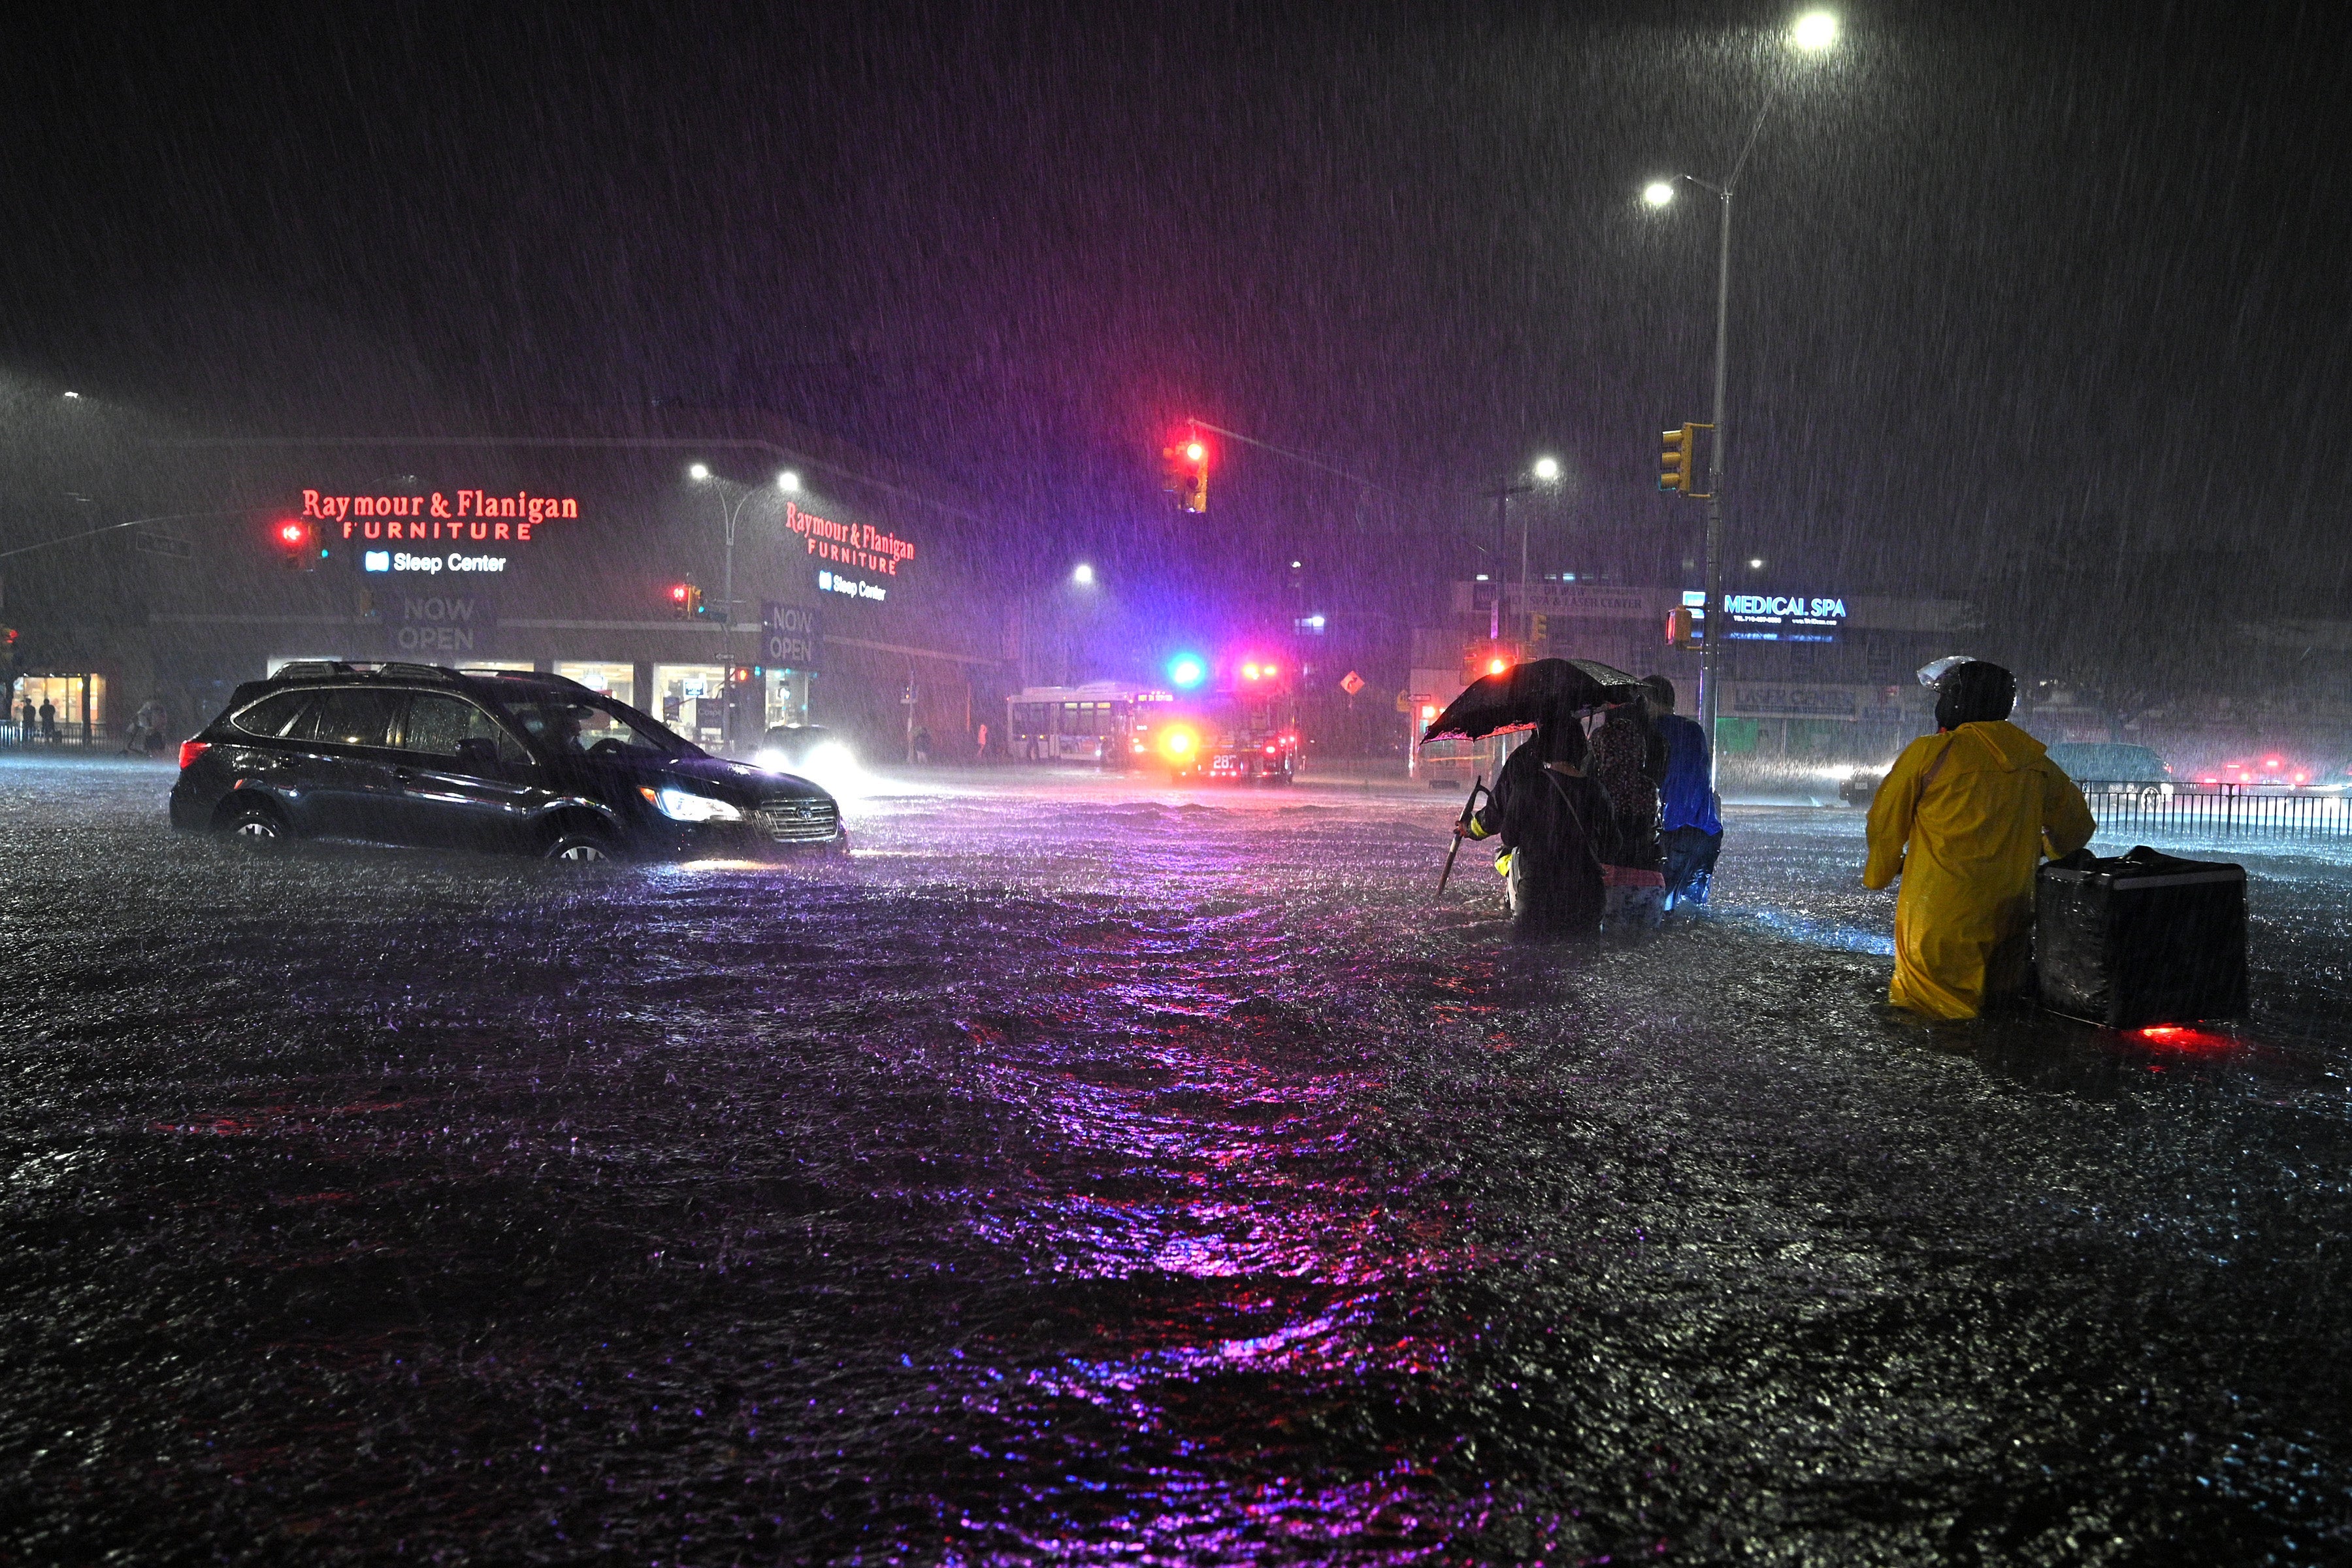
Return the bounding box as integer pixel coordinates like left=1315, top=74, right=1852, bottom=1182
left=5, top=0, right=2350, bottom=623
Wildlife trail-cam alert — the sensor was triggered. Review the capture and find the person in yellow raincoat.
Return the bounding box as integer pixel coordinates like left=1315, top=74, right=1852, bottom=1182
left=1863, top=661, right=2097, bottom=1019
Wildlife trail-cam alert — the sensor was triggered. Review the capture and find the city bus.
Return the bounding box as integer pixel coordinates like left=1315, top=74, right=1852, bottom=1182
left=1006, top=681, right=1176, bottom=766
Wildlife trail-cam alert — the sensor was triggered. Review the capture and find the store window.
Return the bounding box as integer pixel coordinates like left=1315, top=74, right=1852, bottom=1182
left=764, top=669, right=814, bottom=730
left=10, top=675, right=105, bottom=742
left=555, top=662, right=634, bottom=707
left=651, top=664, right=729, bottom=745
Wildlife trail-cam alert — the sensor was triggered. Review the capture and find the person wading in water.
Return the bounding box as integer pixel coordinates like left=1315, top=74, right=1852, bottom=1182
left=1456, top=713, right=1619, bottom=942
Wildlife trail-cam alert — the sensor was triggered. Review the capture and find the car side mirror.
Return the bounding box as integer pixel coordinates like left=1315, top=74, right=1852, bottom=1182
left=454, top=736, right=502, bottom=773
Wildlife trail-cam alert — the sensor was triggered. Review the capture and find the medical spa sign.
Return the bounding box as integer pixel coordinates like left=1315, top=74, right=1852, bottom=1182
left=299, top=487, right=581, bottom=576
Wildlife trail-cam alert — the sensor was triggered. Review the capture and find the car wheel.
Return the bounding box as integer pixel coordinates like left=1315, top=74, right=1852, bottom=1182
left=221, top=799, right=291, bottom=841
left=543, top=829, right=618, bottom=862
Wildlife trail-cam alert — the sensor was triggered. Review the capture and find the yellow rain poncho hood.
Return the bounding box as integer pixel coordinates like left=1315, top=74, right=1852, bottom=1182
left=1863, top=721, right=2097, bottom=1019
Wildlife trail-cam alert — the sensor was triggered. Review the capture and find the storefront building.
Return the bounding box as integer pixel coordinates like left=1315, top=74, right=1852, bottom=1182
left=3, top=421, right=1007, bottom=760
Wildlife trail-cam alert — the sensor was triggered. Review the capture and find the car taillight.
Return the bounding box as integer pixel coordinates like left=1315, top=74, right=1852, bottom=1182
left=177, top=740, right=210, bottom=770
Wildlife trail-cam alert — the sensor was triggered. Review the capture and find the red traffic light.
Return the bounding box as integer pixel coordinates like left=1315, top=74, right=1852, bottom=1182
left=272, top=518, right=313, bottom=570
left=1160, top=427, right=1209, bottom=513
left=670, top=584, right=689, bottom=602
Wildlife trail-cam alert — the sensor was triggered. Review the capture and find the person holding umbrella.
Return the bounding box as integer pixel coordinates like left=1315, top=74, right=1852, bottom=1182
left=1455, top=712, right=1618, bottom=941
left=1863, top=659, right=2097, bottom=1019
left=1425, top=658, right=1644, bottom=943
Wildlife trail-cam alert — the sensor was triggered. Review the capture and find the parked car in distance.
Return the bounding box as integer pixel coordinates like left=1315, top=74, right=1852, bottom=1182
left=2046, top=742, right=2174, bottom=795
left=171, top=661, right=843, bottom=861
left=1838, top=765, right=1887, bottom=808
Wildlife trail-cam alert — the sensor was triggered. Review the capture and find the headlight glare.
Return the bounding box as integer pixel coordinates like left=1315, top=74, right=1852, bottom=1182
left=653, top=785, right=743, bottom=823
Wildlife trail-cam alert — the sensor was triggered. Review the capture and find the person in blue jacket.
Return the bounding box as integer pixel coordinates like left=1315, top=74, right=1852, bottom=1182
left=1644, top=676, right=1722, bottom=907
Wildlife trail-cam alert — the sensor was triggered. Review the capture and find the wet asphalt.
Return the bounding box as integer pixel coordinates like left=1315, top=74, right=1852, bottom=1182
left=3, top=756, right=2351, bottom=1565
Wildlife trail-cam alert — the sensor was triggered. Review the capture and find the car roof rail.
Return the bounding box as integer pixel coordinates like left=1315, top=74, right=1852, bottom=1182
left=373, top=662, right=469, bottom=685
left=270, top=660, right=359, bottom=680
left=459, top=667, right=595, bottom=694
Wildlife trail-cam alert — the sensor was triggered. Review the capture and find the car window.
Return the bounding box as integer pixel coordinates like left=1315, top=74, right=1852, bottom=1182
left=502, top=696, right=694, bottom=760
left=399, top=693, right=530, bottom=764
left=233, top=690, right=316, bottom=738
left=304, top=689, right=402, bottom=747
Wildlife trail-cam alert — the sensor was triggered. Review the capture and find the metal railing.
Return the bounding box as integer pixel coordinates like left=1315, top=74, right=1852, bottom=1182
left=2079, top=780, right=2352, bottom=839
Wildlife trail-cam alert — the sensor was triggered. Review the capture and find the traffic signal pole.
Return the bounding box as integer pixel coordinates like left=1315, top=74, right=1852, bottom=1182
left=1701, top=182, right=1731, bottom=794
left=1686, top=95, right=1769, bottom=796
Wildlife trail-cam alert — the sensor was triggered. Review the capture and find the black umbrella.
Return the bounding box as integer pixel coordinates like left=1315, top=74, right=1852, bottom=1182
left=1418, top=657, right=1646, bottom=744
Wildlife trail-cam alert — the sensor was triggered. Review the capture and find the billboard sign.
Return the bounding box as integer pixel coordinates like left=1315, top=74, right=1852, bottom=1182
left=760, top=602, right=821, bottom=670
left=393, top=593, right=498, bottom=657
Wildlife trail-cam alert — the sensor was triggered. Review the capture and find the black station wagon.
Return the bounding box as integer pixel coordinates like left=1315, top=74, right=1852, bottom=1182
left=171, top=662, right=843, bottom=860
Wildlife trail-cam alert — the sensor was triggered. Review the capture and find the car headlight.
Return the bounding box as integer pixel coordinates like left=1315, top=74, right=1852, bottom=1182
left=754, top=748, right=785, bottom=770
left=644, top=785, right=744, bottom=823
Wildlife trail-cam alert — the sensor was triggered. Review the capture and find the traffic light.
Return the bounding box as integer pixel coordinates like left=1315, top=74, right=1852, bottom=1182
left=1657, top=422, right=1714, bottom=497
left=1665, top=606, right=1698, bottom=649
left=668, top=582, right=702, bottom=619
left=1529, top=613, right=1548, bottom=649
left=1161, top=428, right=1209, bottom=513
left=1463, top=641, right=1519, bottom=682
left=273, top=517, right=314, bottom=570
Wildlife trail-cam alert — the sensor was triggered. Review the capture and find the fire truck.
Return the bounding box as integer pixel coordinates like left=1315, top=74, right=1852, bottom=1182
left=1150, top=655, right=1301, bottom=784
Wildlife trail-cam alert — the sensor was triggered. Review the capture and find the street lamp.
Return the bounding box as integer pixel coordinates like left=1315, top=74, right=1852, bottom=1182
left=1483, top=456, right=1564, bottom=642
left=1071, top=562, right=1096, bottom=587
left=1641, top=8, right=1839, bottom=787
left=688, top=465, right=799, bottom=748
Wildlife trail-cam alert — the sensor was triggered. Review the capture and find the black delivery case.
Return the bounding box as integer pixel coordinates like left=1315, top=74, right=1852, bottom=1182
left=2035, top=847, right=2247, bottom=1028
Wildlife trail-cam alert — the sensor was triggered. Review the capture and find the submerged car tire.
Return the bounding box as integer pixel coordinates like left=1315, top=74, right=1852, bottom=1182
left=220, top=798, right=291, bottom=842
left=543, top=829, right=619, bottom=862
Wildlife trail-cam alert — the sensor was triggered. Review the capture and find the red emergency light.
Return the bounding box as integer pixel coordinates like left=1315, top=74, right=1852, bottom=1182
left=2131, top=1024, right=2237, bottom=1051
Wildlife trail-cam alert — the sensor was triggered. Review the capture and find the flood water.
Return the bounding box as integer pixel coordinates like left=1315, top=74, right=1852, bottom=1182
left=4, top=757, right=2351, bottom=1563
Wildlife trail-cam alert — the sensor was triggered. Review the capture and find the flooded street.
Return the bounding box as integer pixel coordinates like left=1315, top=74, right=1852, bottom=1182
left=6, top=756, right=2352, bottom=1564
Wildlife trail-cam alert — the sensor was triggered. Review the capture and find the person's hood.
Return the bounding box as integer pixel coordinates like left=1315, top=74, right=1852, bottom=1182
left=1952, top=719, right=2045, bottom=773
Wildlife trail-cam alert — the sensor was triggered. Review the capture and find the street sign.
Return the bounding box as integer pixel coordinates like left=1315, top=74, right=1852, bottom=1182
left=132, top=532, right=192, bottom=559
left=1339, top=670, right=1365, bottom=696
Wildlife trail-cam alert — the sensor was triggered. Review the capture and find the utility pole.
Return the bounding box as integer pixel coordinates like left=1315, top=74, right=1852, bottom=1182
left=1641, top=7, right=1841, bottom=787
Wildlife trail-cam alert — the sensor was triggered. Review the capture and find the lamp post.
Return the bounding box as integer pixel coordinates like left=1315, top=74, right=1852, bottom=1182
left=1642, top=8, right=1838, bottom=787
left=1480, top=456, right=1564, bottom=644
left=689, top=465, right=798, bottom=749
